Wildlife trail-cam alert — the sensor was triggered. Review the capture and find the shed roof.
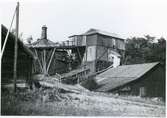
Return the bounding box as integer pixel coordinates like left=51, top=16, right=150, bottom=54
left=1, top=25, right=36, bottom=59
left=95, top=62, right=159, bottom=92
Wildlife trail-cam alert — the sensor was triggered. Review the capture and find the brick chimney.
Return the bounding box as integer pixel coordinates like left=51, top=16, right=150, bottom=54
left=41, top=25, right=47, bottom=39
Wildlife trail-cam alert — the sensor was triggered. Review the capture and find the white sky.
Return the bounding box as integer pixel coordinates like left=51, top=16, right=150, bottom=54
left=1, top=0, right=167, bottom=42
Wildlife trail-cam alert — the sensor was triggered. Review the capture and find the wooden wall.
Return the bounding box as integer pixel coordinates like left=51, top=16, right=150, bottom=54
left=1, top=26, right=33, bottom=84
left=69, top=33, right=125, bottom=73
left=112, top=65, right=165, bottom=99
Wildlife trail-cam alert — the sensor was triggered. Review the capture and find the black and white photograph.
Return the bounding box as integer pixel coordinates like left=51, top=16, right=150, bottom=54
left=0, top=0, right=166, bottom=117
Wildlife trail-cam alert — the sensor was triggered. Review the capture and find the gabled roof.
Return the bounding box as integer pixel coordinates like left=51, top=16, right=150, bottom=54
left=1, top=25, right=36, bottom=59
left=27, top=38, right=56, bottom=48
left=69, top=28, right=125, bottom=40
left=95, top=62, right=159, bottom=92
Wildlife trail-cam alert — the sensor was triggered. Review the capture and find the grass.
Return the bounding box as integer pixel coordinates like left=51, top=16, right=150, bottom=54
left=1, top=87, right=166, bottom=116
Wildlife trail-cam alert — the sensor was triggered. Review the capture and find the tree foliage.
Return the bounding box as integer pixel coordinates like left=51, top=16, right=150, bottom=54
left=124, top=35, right=166, bottom=66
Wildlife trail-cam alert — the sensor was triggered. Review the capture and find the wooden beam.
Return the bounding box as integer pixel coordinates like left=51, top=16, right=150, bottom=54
left=34, top=48, right=43, bottom=73
left=76, top=47, right=82, bottom=63
left=46, top=48, right=56, bottom=73
left=13, top=2, right=19, bottom=93
left=43, top=49, right=47, bottom=75
left=41, top=50, right=44, bottom=73
left=32, top=61, right=36, bottom=73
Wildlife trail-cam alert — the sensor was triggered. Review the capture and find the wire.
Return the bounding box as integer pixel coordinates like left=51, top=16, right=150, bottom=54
left=1, top=7, right=16, bottom=59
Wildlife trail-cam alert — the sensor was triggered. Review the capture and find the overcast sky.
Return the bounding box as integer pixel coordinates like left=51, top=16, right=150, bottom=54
left=1, top=0, right=167, bottom=42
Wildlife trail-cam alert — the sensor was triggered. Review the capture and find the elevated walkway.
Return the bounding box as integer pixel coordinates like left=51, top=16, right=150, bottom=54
left=27, top=40, right=86, bottom=49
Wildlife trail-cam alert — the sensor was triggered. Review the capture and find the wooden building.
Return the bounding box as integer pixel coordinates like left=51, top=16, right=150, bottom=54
left=1, top=25, right=35, bottom=84
left=27, top=25, right=69, bottom=75
left=95, top=62, right=165, bottom=99
left=69, top=28, right=125, bottom=73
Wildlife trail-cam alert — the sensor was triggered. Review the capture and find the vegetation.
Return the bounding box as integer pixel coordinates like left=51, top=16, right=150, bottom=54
left=1, top=88, right=165, bottom=116
left=124, top=35, right=166, bottom=65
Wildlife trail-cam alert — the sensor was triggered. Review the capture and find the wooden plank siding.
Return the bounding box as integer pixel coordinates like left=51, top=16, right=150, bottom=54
left=1, top=25, right=34, bottom=84
left=109, top=64, right=165, bottom=99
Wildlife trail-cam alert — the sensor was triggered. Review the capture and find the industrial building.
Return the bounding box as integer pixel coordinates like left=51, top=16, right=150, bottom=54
left=27, top=25, right=69, bottom=75
left=69, top=28, right=125, bottom=73
left=27, top=26, right=125, bottom=82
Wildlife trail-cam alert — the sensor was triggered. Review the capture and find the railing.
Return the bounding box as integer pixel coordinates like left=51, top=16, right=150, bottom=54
left=57, top=40, right=86, bottom=47
left=58, top=40, right=76, bottom=47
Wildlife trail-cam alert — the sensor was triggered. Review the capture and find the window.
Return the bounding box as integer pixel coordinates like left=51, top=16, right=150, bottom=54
left=112, top=38, right=116, bottom=49
left=82, top=35, right=86, bottom=45
left=113, top=38, right=116, bottom=46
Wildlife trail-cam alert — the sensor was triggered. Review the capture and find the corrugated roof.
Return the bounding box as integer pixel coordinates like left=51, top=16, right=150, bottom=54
left=95, top=62, right=159, bottom=92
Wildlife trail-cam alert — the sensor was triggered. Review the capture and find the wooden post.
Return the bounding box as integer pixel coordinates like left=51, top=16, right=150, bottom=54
left=43, top=49, right=47, bottom=75
left=77, top=74, right=79, bottom=84
left=85, top=36, right=87, bottom=62
left=46, top=48, right=56, bottom=73
left=76, top=47, right=82, bottom=63
left=13, top=2, right=19, bottom=93
left=34, top=49, right=43, bottom=73
left=32, top=55, right=36, bottom=73
left=41, top=50, right=44, bottom=73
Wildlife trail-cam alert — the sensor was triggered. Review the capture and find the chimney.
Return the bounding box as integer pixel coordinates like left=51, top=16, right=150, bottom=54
left=41, top=25, right=47, bottom=39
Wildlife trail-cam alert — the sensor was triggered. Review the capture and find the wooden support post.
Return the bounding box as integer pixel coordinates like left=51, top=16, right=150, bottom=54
left=41, top=51, right=44, bottom=73
left=32, top=61, right=36, bottom=73
left=46, top=48, right=56, bottom=73
left=77, top=74, right=79, bottom=84
left=34, top=49, right=43, bottom=73
left=76, top=47, right=82, bottom=63
left=43, top=49, right=47, bottom=75
left=13, top=2, right=19, bottom=93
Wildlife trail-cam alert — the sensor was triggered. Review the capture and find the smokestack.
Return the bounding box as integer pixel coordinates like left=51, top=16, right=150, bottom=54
left=41, top=25, right=47, bottom=39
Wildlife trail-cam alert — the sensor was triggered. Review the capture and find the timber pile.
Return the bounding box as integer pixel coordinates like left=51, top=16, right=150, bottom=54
left=33, top=74, right=89, bottom=94
left=39, top=80, right=89, bottom=94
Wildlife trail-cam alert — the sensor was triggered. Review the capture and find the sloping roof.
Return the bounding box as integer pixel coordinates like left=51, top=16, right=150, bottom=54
left=27, top=38, right=56, bottom=48
left=1, top=25, right=36, bottom=59
left=95, top=62, right=159, bottom=92
left=69, top=28, right=125, bottom=40
left=82, top=28, right=124, bottom=40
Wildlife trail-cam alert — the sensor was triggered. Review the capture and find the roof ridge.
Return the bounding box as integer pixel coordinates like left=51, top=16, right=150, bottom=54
left=121, top=62, right=159, bottom=66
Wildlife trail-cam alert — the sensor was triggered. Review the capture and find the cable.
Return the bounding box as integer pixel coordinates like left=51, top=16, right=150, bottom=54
left=1, top=7, right=16, bottom=59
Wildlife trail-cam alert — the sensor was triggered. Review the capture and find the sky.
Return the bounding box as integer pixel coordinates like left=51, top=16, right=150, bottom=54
left=1, top=0, right=167, bottom=43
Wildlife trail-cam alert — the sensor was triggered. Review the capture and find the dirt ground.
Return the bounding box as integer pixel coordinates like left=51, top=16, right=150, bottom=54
left=1, top=88, right=165, bottom=116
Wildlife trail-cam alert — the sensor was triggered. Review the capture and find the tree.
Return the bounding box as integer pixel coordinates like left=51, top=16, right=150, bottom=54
left=124, top=35, right=166, bottom=66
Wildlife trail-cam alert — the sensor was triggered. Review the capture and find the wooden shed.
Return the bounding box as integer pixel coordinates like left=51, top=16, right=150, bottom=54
left=95, top=62, right=165, bottom=99
left=1, top=25, right=35, bottom=84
